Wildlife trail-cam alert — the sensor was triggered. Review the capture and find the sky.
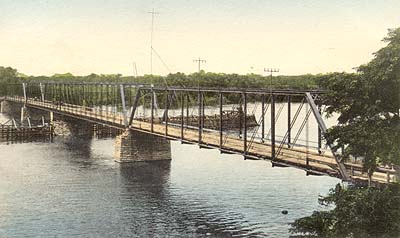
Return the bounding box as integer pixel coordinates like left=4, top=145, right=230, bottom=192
left=0, top=0, right=399, bottom=76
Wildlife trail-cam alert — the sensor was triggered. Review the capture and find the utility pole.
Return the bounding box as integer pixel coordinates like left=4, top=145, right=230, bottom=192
left=193, top=57, right=206, bottom=73
left=264, top=68, right=279, bottom=92
left=193, top=57, right=206, bottom=89
left=148, top=8, right=159, bottom=76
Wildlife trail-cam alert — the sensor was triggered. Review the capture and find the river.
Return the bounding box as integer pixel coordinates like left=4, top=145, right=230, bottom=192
left=0, top=104, right=339, bottom=237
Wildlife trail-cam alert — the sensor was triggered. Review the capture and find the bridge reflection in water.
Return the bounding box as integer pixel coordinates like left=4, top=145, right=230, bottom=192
left=1, top=82, right=397, bottom=185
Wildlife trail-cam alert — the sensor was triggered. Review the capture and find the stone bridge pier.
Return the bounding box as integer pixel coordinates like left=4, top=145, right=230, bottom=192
left=114, top=130, right=171, bottom=162
left=52, top=115, right=93, bottom=138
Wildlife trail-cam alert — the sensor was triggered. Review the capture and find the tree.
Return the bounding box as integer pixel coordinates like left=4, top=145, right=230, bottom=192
left=0, top=66, right=18, bottom=83
left=290, top=183, right=400, bottom=238
left=318, top=28, right=400, bottom=178
left=0, top=66, right=20, bottom=96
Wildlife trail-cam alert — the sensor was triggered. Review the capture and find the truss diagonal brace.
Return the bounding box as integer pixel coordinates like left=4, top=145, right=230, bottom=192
left=120, top=85, right=128, bottom=127
left=305, top=92, right=349, bottom=181
left=128, top=87, right=142, bottom=127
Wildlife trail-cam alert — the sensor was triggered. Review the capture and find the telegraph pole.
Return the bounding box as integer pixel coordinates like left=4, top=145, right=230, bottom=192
left=193, top=57, right=206, bottom=73
left=148, top=8, right=159, bottom=76
left=194, top=57, right=206, bottom=88
left=264, top=68, right=279, bottom=91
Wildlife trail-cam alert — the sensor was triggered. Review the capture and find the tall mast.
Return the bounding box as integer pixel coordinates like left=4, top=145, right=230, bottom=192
left=148, top=8, right=159, bottom=77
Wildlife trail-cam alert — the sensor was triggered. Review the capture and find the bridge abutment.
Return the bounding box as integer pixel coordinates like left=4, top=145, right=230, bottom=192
left=114, top=129, right=171, bottom=162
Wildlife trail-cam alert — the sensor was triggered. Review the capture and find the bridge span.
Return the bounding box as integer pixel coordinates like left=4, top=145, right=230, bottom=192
left=0, top=82, right=396, bottom=185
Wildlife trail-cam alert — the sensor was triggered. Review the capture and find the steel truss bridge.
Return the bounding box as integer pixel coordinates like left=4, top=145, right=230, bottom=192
left=1, top=82, right=396, bottom=185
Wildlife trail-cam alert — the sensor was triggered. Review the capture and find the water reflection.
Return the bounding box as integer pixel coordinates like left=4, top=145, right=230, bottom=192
left=0, top=118, right=339, bottom=237
left=59, top=136, right=93, bottom=160
left=119, top=161, right=171, bottom=196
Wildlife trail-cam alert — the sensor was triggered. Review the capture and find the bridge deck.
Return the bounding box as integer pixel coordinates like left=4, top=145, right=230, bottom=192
left=4, top=96, right=395, bottom=185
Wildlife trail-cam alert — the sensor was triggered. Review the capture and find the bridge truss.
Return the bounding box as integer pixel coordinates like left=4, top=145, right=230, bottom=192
left=1, top=82, right=396, bottom=185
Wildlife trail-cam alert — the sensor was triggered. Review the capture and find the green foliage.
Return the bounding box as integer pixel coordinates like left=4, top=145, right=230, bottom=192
left=0, top=66, right=20, bottom=96
left=290, top=184, right=400, bottom=238
left=20, top=71, right=319, bottom=90
left=317, top=28, right=400, bottom=172
left=0, top=66, right=18, bottom=83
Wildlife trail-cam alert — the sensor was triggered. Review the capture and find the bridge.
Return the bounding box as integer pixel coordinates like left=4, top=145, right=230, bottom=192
left=0, top=82, right=396, bottom=185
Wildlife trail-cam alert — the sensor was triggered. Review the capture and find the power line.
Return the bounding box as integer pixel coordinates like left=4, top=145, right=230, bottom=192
left=152, top=47, right=172, bottom=75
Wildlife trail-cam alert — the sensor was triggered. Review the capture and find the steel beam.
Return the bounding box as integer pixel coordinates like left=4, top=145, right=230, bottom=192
left=165, top=91, right=169, bottom=136
left=22, top=83, right=27, bottom=104
left=151, top=87, right=154, bottom=132
left=261, top=94, right=265, bottom=142
left=318, top=106, right=322, bottom=154
left=287, top=95, right=291, bottom=148
left=219, top=92, right=223, bottom=150
left=39, top=83, right=45, bottom=102
left=271, top=94, right=276, bottom=160
left=198, top=91, right=202, bottom=144
left=128, top=88, right=141, bottom=126
left=243, top=92, right=247, bottom=155
left=119, top=84, right=128, bottom=127
left=186, top=94, right=189, bottom=127
left=305, top=92, right=349, bottom=181
left=180, top=92, right=184, bottom=140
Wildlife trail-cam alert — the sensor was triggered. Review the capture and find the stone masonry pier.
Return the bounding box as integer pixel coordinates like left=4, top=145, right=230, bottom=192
left=114, top=129, right=171, bottom=162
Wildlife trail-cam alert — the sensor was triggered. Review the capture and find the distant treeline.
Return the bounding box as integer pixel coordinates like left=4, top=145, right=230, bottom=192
left=0, top=67, right=323, bottom=90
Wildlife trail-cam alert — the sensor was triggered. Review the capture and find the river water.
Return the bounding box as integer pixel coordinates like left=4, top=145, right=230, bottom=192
left=0, top=105, right=339, bottom=237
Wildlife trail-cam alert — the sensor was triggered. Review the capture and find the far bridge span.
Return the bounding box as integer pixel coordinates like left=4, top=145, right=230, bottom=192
left=1, top=82, right=396, bottom=186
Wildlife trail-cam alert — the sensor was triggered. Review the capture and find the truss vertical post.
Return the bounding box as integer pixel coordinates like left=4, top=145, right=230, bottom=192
left=186, top=94, right=189, bottom=127
left=100, top=84, right=103, bottom=116
left=198, top=91, right=202, bottom=144
left=39, top=83, right=45, bottom=103
left=58, top=83, right=61, bottom=110
left=202, top=93, right=205, bottom=131
left=318, top=106, right=322, bottom=154
left=271, top=94, right=276, bottom=159
left=180, top=92, right=184, bottom=140
left=151, top=87, right=154, bottom=133
left=120, top=84, right=128, bottom=127
left=219, top=92, right=223, bottom=150
left=261, top=94, right=265, bottom=142
left=243, top=92, right=247, bottom=155
left=165, top=90, right=169, bottom=136
left=62, top=83, right=65, bottom=104
left=22, top=83, right=27, bottom=104
left=105, top=84, right=109, bottom=117
left=287, top=95, right=291, bottom=148
left=81, top=84, right=84, bottom=111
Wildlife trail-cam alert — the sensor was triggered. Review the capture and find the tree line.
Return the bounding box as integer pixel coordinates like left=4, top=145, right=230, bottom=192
left=0, top=69, right=321, bottom=90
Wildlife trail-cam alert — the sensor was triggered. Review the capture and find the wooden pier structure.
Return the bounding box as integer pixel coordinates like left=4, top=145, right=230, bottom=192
left=1, top=82, right=397, bottom=185
left=0, top=124, right=54, bottom=143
